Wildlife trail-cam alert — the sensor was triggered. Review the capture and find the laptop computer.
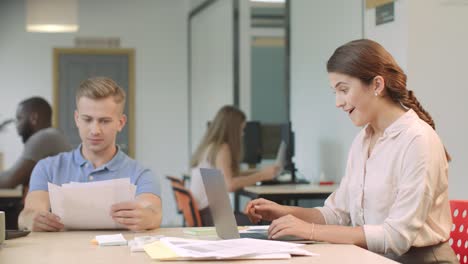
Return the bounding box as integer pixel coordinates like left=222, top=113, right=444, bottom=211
left=199, top=168, right=309, bottom=242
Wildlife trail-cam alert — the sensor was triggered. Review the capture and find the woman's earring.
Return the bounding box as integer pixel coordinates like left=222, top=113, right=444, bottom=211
left=374, top=91, right=378, bottom=96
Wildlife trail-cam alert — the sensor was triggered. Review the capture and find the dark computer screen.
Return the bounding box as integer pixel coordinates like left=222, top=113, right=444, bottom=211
left=243, top=121, right=297, bottom=181
left=280, top=122, right=296, bottom=181
left=260, top=124, right=282, bottom=159
left=242, top=121, right=262, bottom=165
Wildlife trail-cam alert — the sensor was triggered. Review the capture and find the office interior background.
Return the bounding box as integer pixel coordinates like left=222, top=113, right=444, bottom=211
left=0, top=0, right=467, bottom=226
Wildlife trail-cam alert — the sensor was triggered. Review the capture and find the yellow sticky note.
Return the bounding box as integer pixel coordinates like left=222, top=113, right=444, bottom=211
left=143, top=241, right=179, bottom=260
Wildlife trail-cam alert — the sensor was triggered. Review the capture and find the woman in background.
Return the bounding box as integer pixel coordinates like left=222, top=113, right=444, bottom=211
left=190, top=105, right=279, bottom=226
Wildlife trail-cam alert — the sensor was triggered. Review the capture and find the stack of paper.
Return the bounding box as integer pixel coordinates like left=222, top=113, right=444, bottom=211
left=48, top=178, right=136, bottom=229
left=95, top=234, right=128, bottom=246
left=143, top=237, right=318, bottom=260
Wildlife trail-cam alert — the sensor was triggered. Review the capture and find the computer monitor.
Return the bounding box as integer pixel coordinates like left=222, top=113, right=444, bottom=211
left=242, top=121, right=298, bottom=182
left=260, top=124, right=282, bottom=159
left=242, top=121, right=262, bottom=165
left=280, top=122, right=296, bottom=181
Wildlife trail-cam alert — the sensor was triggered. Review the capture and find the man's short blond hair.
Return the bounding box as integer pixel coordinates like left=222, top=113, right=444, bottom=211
left=76, top=77, right=126, bottom=112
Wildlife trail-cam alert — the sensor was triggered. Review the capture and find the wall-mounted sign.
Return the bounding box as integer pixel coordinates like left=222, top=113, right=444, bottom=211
left=376, top=2, right=395, bottom=25
left=366, top=0, right=394, bottom=9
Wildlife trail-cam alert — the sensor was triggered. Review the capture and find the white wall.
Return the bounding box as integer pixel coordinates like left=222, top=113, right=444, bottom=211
left=189, top=0, right=252, bottom=158
left=407, top=0, right=468, bottom=199
left=290, top=0, right=362, bottom=183
left=364, top=0, right=468, bottom=199
left=189, top=0, right=234, bottom=154
left=364, top=0, right=408, bottom=70
left=0, top=0, right=190, bottom=226
left=239, top=0, right=251, bottom=119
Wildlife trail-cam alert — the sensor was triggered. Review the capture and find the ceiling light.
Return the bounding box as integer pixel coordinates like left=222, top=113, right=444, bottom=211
left=26, top=0, right=79, bottom=33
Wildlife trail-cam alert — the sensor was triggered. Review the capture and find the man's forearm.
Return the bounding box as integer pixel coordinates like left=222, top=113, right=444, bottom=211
left=141, top=201, right=162, bottom=229
left=0, top=170, right=15, bottom=188
left=0, top=159, right=36, bottom=188
left=18, top=208, right=35, bottom=230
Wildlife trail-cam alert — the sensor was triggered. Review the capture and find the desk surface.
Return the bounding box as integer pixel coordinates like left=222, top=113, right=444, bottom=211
left=244, top=183, right=338, bottom=195
left=0, top=228, right=397, bottom=264
left=0, top=188, right=22, bottom=198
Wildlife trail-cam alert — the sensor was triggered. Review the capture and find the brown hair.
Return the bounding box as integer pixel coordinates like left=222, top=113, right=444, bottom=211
left=190, top=105, right=246, bottom=175
left=327, top=39, right=451, bottom=161
left=76, top=77, right=126, bottom=113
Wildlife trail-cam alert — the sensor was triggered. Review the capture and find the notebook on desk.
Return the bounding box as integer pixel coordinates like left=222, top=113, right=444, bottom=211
left=199, top=168, right=311, bottom=243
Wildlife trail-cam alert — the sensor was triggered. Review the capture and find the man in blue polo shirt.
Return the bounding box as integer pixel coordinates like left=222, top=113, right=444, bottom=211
left=18, top=77, right=162, bottom=232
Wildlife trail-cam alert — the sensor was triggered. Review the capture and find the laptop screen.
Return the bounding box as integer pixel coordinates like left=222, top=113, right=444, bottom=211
left=275, top=141, right=287, bottom=177
left=199, top=168, right=240, bottom=239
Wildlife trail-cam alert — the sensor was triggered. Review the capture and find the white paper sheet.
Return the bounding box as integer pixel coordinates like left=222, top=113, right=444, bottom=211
left=48, top=178, right=136, bottom=229
left=143, top=237, right=318, bottom=260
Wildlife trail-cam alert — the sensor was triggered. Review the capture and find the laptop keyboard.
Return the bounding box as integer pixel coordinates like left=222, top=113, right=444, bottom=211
left=240, top=232, right=268, bottom=239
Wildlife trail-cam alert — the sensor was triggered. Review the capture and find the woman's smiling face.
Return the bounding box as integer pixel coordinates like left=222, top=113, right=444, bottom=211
left=329, top=72, right=378, bottom=127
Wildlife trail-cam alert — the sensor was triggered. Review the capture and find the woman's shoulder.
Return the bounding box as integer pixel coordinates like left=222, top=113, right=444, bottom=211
left=404, top=117, right=441, bottom=142
left=218, top=143, right=230, bottom=152
left=398, top=117, right=447, bottom=161
left=216, top=143, right=232, bottom=160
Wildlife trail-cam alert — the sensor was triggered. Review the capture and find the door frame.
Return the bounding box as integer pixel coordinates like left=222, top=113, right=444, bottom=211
left=52, top=48, right=135, bottom=157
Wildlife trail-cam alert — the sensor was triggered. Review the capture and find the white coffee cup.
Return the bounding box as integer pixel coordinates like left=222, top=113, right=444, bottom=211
left=0, top=211, right=5, bottom=243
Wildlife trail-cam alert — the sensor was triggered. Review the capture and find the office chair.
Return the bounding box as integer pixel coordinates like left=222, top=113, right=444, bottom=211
left=166, top=175, right=185, bottom=214
left=166, top=175, right=185, bottom=186
left=167, top=175, right=202, bottom=227
left=449, top=200, right=468, bottom=263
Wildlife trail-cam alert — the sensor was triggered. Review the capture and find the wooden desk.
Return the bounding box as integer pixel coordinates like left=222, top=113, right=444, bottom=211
left=0, top=188, right=22, bottom=198
left=0, top=228, right=397, bottom=263
left=235, top=184, right=338, bottom=212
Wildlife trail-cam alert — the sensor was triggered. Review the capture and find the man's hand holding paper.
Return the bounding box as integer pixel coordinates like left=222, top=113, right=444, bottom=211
left=111, top=194, right=162, bottom=231
left=48, top=178, right=136, bottom=230
left=32, top=211, right=64, bottom=232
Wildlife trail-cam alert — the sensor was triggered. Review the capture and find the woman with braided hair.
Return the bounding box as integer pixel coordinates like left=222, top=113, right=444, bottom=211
left=244, top=39, right=457, bottom=263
